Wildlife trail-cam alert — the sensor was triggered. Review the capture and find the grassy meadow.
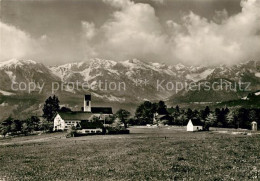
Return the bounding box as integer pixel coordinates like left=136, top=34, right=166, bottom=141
left=0, top=127, right=260, bottom=180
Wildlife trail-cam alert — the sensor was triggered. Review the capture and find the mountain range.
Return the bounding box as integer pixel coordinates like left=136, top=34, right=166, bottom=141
left=0, top=58, right=259, bottom=120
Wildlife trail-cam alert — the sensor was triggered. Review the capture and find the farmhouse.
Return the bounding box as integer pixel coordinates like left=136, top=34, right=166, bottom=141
left=186, top=119, right=203, bottom=132
left=53, top=94, right=113, bottom=131
left=153, top=108, right=173, bottom=125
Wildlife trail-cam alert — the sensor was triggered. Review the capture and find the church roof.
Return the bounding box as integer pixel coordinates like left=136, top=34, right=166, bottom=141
left=57, top=112, right=93, bottom=121
left=91, top=107, right=113, bottom=114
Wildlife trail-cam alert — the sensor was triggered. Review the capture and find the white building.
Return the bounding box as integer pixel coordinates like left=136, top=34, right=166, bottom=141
left=53, top=94, right=113, bottom=131
left=187, top=119, right=203, bottom=132
left=251, top=121, right=257, bottom=131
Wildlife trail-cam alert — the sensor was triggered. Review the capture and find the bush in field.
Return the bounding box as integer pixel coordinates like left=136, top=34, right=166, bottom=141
left=39, top=119, right=53, bottom=133
left=67, top=126, right=77, bottom=137
left=21, top=121, right=33, bottom=136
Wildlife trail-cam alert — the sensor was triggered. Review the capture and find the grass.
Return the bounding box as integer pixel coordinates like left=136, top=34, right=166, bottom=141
left=0, top=127, right=260, bottom=180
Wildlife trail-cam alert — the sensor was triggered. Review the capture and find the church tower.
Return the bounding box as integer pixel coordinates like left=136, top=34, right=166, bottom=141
left=84, top=94, right=91, bottom=112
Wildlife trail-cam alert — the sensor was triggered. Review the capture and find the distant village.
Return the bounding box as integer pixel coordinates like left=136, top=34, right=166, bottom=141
left=0, top=94, right=259, bottom=137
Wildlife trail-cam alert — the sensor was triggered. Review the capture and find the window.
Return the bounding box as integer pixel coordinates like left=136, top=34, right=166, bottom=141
left=86, top=101, right=89, bottom=106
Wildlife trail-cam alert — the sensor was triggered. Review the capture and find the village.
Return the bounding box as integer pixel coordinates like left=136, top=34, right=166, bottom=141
left=1, top=94, right=259, bottom=139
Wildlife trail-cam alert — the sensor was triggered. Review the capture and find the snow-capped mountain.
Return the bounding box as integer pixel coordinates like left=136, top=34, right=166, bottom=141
left=0, top=59, right=59, bottom=94
left=0, top=58, right=259, bottom=103
left=0, top=58, right=259, bottom=120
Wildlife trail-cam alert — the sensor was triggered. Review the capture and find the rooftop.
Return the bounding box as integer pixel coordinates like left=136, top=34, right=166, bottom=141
left=58, top=111, right=93, bottom=121
left=91, top=107, right=113, bottom=114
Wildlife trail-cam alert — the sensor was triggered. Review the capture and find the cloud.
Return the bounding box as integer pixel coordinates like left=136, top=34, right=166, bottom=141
left=103, top=0, right=133, bottom=9
left=81, top=0, right=260, bottom=66
left=82, top=0, right=169, bottom=61
left=1, top=0, right=259, bottom=66
left=173, top=0, right=260, bottom=65
left=0, top=21, right=43, bottom=61
left=151, top=0, right=164, bottom=4
left=81, top=21, right=96, bottom=40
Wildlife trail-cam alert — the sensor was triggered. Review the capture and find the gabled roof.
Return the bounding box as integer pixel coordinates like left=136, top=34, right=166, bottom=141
left=57, top=111, right=93, bottom=121
left=190, top=119, right=202, bottom=126
left=157, top=114, right=172, bottom=120
left=91, top=107, right=113, bottom=114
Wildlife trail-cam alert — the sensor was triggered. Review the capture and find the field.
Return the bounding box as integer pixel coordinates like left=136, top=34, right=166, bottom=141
left=1, top=127, right=260, bottom=180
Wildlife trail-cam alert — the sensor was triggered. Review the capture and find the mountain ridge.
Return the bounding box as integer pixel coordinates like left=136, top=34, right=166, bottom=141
left=0, top=58, right=259, bottom=120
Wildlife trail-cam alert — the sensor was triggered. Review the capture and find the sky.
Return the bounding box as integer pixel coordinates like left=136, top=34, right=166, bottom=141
left=0, top=0, right=259, bottom=66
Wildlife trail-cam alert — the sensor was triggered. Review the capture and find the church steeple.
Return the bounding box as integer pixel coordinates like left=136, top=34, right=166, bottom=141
left=84, top=94, right=91, bottom=112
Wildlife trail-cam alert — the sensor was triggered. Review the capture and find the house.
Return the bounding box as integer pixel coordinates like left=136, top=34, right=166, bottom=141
left=186, top=119, right=203, bottom=132
left=53, top=94, right=113, bottom=131
left=153, top=113, right=172, bottom=126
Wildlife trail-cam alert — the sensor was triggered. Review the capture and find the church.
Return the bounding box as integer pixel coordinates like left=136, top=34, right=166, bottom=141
left=53, top=94, right=113, bottom=131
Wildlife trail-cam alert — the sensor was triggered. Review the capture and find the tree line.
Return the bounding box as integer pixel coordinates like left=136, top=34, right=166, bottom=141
left=128, top=100, right=260, bottom=130
left=0, top=95, right=60, bottom=137
left=1, top=96, right=259, bottom=137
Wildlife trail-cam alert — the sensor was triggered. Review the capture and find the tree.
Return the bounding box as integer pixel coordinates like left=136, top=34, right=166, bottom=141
left=104, top=115, right=116, bottom=125
left=135, top=101, right=156, bottom=125
left=249, top=110, right=257, bottom=122
left=193, top=109, right=200, bottom=119
left=186, top=108, right=193, bottom=120
left=116, top=109, right=130, bottom=129
left=42, top=95, right=60, bottom=122
left=176, top=112, right=187, bottom=126
left=175, top=105, right=180, bottom=114
left=28, top=116, right=40, bottom=131
left=200, top=106, right=210, bottom=120
left=128, top=118, right=137, bottom=125
left=157, top=101, right=167, bottom=114
left=10, top=119, right=22, bottom=134
left=236, top=108, right=250, bottom=129
left=226, top=111, right=235, bottom=128
left=0, top=117, right=13, bottom=137
left=204, top=113, right=217, bottom=130
left=21, top=118, right=36, bottom=136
